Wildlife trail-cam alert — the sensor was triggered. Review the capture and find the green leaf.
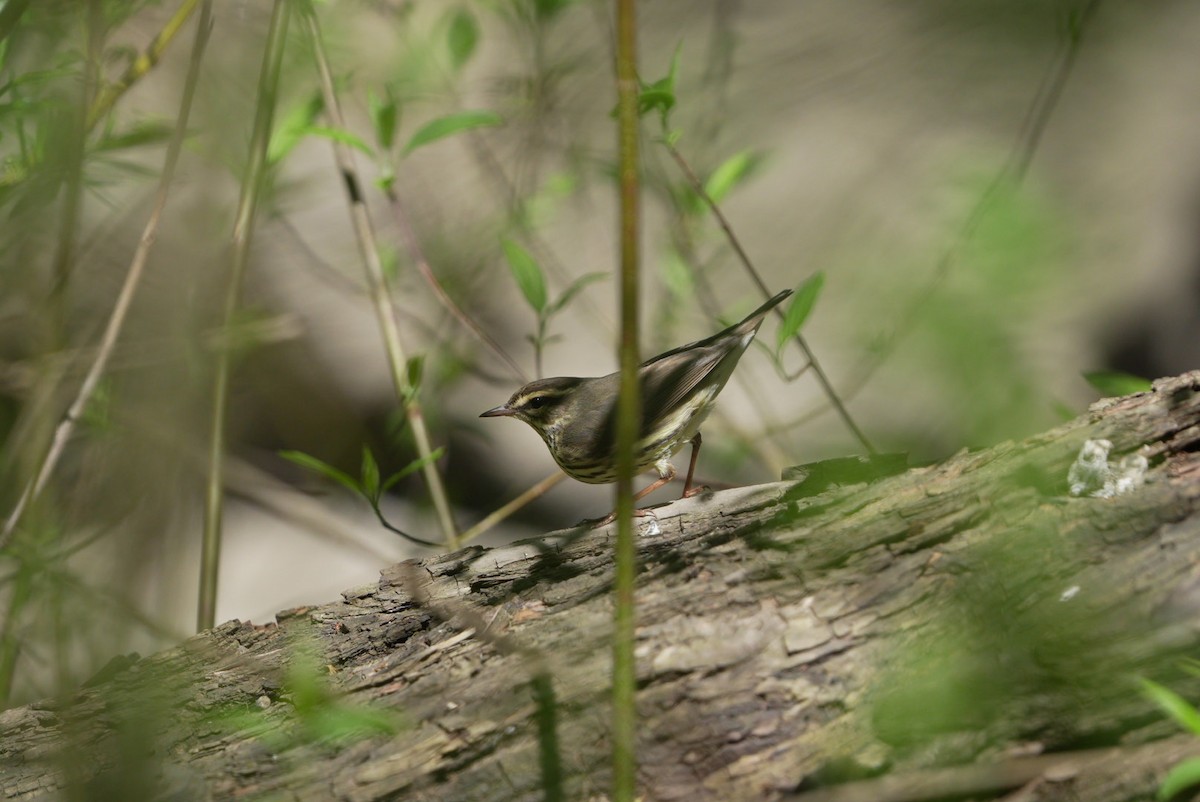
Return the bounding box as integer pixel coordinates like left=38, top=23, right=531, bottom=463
left=381, top=447, right=447, bottom=493
left=636, top=43, right=681, bottom=125
left=1083, top=370, right=1152, bottom=398
left=704, top=150, right=762, bottom=204
left=502, top=238, right=547, bottom=313
left=1160, top=757, right=1200, bottom=801
left=361, top=447, right=381, bottom=502
left=1140, top=678, right=1200, bottom=736
left=547, top=272, right=607, bottom=316
left=306, top=125, right=374, bottom=157
left=93, top=120, right=175, bottom=152
left=776, top=272, right=825, bottom=350
left=517, top=170, right=577, bottom=229
left=636, top=87, right=674, bottom=119
left=405, top=355, right=425, bottom=393
left=445, top=8, right=479, bottom=70
left=280, top=450, right=360, bottom=496
left=534, top=0, right=575, bottom=19
left=403, top=111, right=502, bottom=155
left=268, top=94, right=324, bottom=165
left=368, top=88, right=399, bottom=150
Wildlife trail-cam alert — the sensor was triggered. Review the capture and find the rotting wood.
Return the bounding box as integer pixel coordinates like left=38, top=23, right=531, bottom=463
left=1, top=372, right=1198, bottom=802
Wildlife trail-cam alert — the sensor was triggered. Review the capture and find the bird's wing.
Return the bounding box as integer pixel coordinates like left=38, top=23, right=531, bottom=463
left=639, top=342, right=730, bottom=426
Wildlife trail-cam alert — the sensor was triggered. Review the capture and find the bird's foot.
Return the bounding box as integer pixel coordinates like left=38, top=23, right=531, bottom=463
left=585, top=506, right=660, bottom=529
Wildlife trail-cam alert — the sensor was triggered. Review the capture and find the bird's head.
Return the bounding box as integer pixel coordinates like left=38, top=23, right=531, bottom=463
left=480, top=377, right=588, bottom=438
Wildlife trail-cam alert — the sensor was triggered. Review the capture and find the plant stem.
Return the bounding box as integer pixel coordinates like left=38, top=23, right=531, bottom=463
left=457, top=471, right=565, bottom=546
left=298, top=3, right=459, bottom=549
left=86, top=0, right=200, bottom=130
left=612, top=0, right=640, bottom=798
left=199, top=0, right=290, bottom=632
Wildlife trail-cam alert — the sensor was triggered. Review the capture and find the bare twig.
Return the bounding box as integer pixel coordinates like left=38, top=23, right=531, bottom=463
left=298, top=3, right=459, bottom=549
left=458, top=471, right=566, bottom=546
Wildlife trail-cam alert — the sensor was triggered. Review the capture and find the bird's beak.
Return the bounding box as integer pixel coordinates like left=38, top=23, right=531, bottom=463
left=480, top=404, right=516, bottom=418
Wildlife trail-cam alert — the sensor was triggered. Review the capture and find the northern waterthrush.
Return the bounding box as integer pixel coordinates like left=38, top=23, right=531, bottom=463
left=481, top=288, right=793, bottom=507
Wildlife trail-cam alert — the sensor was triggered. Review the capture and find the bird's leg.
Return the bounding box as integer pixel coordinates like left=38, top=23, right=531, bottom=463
left=590, top=462, right=676, bottom=527
left=634, top=461, right=676, bottom=502
left=681, top=432, right=708, bottom=498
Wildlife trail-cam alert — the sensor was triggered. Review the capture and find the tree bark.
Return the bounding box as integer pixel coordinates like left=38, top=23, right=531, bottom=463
left=2, top=372, right=1199, bottom=802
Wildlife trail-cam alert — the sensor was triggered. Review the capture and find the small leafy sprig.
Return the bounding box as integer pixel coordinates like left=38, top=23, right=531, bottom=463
left=281, top=446, right=446, bottom=548
left=502, top=238, right=606, bottom=377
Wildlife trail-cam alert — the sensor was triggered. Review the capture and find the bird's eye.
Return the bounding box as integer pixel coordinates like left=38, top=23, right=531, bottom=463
left=527, top=395, right=547, bottom=410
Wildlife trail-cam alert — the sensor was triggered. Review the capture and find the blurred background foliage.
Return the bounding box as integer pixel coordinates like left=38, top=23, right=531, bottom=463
left=0, top=0, right=1197, bottom=708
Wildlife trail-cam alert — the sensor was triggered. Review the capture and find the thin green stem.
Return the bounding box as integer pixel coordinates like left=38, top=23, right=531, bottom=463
left=299, top=2, right=459, bottom=549
left=199, top=0, right=290, bottom=632
left=612, top=0, right=640, bottom=798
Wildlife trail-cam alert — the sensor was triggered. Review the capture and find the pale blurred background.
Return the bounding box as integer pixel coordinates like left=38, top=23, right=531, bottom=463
left=0, top=0, right=1197, bottom=702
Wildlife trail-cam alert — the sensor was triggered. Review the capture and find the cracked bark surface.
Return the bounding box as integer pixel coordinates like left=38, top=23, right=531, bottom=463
left=2, top=371, right=1199, bottom=802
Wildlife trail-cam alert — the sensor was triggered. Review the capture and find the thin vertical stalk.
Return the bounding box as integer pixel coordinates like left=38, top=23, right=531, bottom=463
left=199, top=0, right=290, bottom=632
left=0, top=1, right=215, bottom=550
left=297, top=3, right=459, bottom=549
left=612, top=0, right=640, bottom=798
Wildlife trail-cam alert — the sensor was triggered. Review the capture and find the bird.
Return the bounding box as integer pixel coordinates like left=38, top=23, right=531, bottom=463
left=481, top=289, right=793, bottom=514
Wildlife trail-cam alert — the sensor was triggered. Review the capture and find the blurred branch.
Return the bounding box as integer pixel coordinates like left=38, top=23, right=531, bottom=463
left=86, top=0, right=201, bottom=130
left=298, top=2, right=459, bottom=549
left=662, top=140, right=877, bottom=456
left=0, top=2, right=215, bottom=551
left=200, top=0, right=290, bottom=632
